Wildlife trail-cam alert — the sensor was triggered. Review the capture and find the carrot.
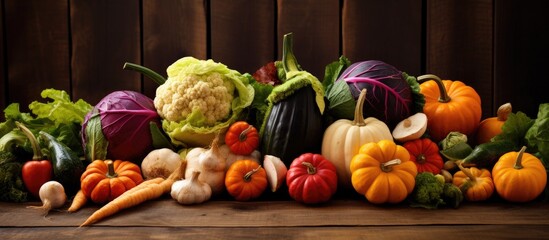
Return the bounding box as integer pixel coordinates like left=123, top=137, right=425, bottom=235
left=68, top=190, right=87, bottom=213
left=79, top=163, right=185, bottom=227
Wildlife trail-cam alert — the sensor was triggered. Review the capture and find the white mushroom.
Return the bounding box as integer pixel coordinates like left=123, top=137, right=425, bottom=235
left=392, top=112, right=428, bottom=142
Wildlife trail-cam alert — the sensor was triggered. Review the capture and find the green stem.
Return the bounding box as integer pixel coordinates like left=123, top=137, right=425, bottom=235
left=15, top=121, right=42, bottom=160
left=417, top=74, right=451, bottom=103
left=282, top=33, right=302, bottom=75
left=123, top=62, right=166, bottom=85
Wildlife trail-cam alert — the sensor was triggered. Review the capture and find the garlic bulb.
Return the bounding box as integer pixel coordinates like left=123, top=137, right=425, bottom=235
left=171, top=171, right=212, bottom=205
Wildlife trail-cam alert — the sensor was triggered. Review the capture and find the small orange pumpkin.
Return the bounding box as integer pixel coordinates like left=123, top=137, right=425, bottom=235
left=492, top=146, right=547, bottom=202
left=475, top=103, right=512, bottom=145
left=225, top=121, right=259, bottom=156
left=225, top=159, right=268, bottom=201
left=418, top=74, right=482, bottom=142
left=350, top=140, right=418, bottom=204
left=452, top=164, right=494, bottom=201
left=80, top=159, right=144, bottom=204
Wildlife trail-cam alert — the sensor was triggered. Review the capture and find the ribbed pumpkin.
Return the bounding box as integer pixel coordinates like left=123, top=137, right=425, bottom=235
left=492, top=146, right=547, bottom=202
left=224, top=159, right=268, bottom=201
left=475, top=103, right=512, bottom=145
left=350, top=140, right=418, bottom=204
left=322, top=89, right=393, bottom=188
left=452, top=164, right=494, bottom=202
left=80, top=159, right=144, bottom=204
left=418, top=74, right=482, bottom=142
left=403, top=138, right=444, bottom=174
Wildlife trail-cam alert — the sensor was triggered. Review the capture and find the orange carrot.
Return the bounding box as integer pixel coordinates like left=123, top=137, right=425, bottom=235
left=79, top=163, right=185, bottom=227
left=68, top=190, right=87, bottom=213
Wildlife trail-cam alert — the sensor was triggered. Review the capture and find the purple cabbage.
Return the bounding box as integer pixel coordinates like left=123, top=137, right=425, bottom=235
left=336, top=60, right=413, bottom=128
left=81, top=90, right=161, bottom=163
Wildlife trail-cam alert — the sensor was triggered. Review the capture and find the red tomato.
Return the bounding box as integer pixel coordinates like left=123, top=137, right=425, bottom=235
left=286, top=153, right=338, bottom=204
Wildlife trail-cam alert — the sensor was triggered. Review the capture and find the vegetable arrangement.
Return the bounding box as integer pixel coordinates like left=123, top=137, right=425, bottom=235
left=1, top=33, right=548, bottom=227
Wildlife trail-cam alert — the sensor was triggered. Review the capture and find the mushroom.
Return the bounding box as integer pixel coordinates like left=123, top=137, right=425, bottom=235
left=392, top=112, right=428, bottom=142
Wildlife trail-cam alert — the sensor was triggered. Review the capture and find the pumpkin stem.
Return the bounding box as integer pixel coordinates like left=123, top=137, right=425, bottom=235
left=381, top=159, right=401, bottom=172
left=301, top=162, right=317, bottom=175
left=353, top=89, right=368, bottom=126
left=457, top=162, right=476, bottom=182
left=513, top=146, right=527, bottom=170
left=243, top=166, right=261, bottom=182
left=497, top=103, right=512, bottom=121
left=105, top=160, right=118, bottom=178
left=417, top=154, right=426, bottom=164
left=417, top=74, right=451, bottom=103
left=239, top=125, right=253, bottom=142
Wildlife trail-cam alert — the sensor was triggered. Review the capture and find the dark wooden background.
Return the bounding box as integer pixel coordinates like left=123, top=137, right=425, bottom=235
left=1, top=0, right=548, bottom=121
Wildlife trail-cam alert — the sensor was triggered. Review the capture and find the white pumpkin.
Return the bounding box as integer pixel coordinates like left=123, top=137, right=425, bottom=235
left=321, top=89, right=393, bottom=188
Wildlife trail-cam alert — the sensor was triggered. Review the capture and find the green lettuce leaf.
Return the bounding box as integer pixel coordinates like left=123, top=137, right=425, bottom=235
left=324, top=80, right=355, bottom=120
left=29, top=88, right=92, bottom=125
left=404, top=72, right=426, bottom=114
left=323, top=56, right=351, bottom=91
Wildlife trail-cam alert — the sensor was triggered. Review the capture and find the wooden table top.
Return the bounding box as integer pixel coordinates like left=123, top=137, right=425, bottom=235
left=1, top=195, right=549, bottom=240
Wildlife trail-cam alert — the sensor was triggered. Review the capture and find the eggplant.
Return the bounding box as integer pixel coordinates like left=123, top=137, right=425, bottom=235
left=261, top=86, right=323, bottom=166
left=259, top=33, right=325, bottom=166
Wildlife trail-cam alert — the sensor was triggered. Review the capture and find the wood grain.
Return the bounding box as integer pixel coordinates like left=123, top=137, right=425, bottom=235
left=494, top=0, right=549, bottom=118
left=0, top=225, right=547, bottom=240
left=70, top=0, right=141, bottom=105
left=1, top=199, right=548, bottom=239
left=3, top=0, right=70, bottom=111
left=426, top=0, right=494, bottom=118
left=142, top=0, right=208, bottom=98
left=342, top=0, right=423, bottom=76
left=277, top=0, right=340, bottom=79
left=210, top=0, right=276, bottom=75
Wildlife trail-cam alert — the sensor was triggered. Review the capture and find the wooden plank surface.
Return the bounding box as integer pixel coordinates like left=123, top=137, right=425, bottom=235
left=494, top=0, right=549, bottom=118
left=210, top=0, right=276, bottom=74
left=426, top=0, right=494, bottom=118
left=2, top=198, right=548, bottom=227
left=277, top=0, right=340, bottom=79
left=142, top=0, right=208, bottom=98
left=70, top=0, right=141, bottom=105
left=342, top=0, right=423, bottom=76
left=1, top=199, right=548, bottom=239
left=1, top=225, right=548, bottom=240
left=3, top=0, right=70, bottom=111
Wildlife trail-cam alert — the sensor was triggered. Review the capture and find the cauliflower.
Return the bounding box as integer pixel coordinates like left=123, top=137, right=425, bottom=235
left=155, top=72, right=235, bottom=126
left=153, top=57, right=254, bottom=148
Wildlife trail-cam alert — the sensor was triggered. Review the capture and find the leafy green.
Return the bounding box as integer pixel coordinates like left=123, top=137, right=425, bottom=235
left=0, top=151, right=27, bottom=202
left=492, top=111, right=534, bottom=148
left=404, top=72, right=426, bottom=114
left=525, top=103, right=549, bottom=164
left=322, top=55, right=351, bottom=91
left=29, top=88, right=92, bottom=125
left=248, top=78, right=274, bottom=127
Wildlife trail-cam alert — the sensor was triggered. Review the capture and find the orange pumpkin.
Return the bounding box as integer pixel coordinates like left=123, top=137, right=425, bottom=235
left=225, top=121, right=259, bottom=156
left=350, top=140, right=418, bottom=204
left=225, top=159, right=268, bottom=201
left=418, top=74, right=482, bottom=142
left=475, top=103, right=512, bottom=145
left=492, top=146, right=547, bottom=202
left=452, top=164, right=494, bottom=201
left=80, top=159, right=144, bottom=204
